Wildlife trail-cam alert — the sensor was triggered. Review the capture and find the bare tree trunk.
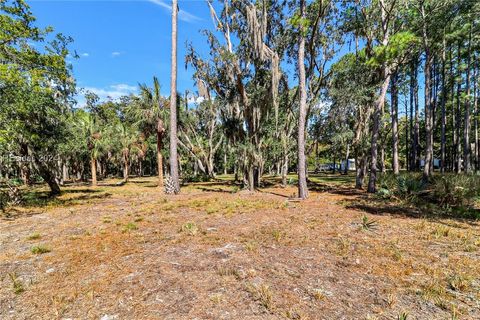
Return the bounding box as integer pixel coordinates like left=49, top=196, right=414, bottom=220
left=421, top=3, right=433, bottom=181
left=344, top=143, right=350, bottom=175
left=463, top=26, right=473, bottom=174
left=157, top=124, right=164, bottom=187
left=440, top=36, right=447, bottom=173
left=169, top=0, right=180, bottom=193
left=123, top=152, right=129, bottom=183
left=455, top=41, right=462, bottom=173
left=281, top=153, right=288, bottom=187
left=368, top=72, right=391, bottom=193
left=91, top=156, right=97, bottom=186
left=413, top=63, right=420, bottom=171
left=391, top=72, right=399, bottom=175
left=423, top=53, right=434, bottom=180
left=297, top=0, right=308, bottom=199
left=474, top=56, right=478, bottom=171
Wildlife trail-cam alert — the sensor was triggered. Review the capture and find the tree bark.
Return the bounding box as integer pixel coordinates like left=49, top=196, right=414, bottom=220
left=157, top=121, right=165, bottom=187
left=169, top=0, right=180, bottom=193
left=91, top=156, right=97, bottom=186
left=297, top=0, right=308, bottom=199
left=440, top=36, right=447, bottom=173
left=391, top=71, right=399, bottom=175
left=463, top=26, right=473, bottom=173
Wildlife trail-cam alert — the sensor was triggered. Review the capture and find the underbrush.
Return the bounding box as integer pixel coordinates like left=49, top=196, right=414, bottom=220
left=377, top=173, right=480, bottom=219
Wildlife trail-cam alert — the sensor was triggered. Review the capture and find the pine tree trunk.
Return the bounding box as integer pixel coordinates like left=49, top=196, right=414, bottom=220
left=297, top=0, right=308, bottom=199
left=463, top=26, right=472, bottom=173
left=440, top=37, right=447, bottom=173
left=474, top=57, right=478, bottom=171
left=391, top=72, right=399, bottom=175
left=423, top=53, right=434, bottom=180
left=455, top=41, right=462, bottom=173
left=368, top=72, right=391, bottom=193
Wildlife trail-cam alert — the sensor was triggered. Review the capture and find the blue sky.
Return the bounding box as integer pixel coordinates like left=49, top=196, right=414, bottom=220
left=28, top=0, right=213, bottom=105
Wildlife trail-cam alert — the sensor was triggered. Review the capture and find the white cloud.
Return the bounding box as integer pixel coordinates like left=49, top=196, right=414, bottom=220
left=111, top=51, right=122, bottom=57
left=187, top=95, right=204, bottom=104
left=148, top=0, right=201, bottom=23
left=81, top=52, right=89, bottom=57
left=110, top=84, right=137, bottom=92
left=80, top=83, right=138, bottom=104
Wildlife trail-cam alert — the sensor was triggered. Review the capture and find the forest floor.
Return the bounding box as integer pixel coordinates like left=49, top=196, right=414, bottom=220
left=1, top=174, right=479, bottom=320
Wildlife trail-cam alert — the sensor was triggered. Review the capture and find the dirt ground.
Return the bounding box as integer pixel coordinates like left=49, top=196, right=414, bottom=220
left=1, top=175, right=479, bottom=320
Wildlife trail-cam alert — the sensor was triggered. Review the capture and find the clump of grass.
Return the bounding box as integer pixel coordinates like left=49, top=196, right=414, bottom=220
left=447, top=273, right=470, bottom=292
left=244, top=240, right=258, bottom=253
left=31, top=245, right=51, bottom=254
left=334, top=237, right=351, bottom=256
left=26, top=232, right=41, bottom=240
left=209, top=293, right=223, bottom=303
left=271, top=229, right=286, bottom=242
left=360, top=215, right=378, bottom=231
left=122, top=222, right=138, bottom=233
left=180, top=222, right=199, bottom=236
left=246, top=283, right=274, bottom=312
left=102, top=216, right=112, bottom=223
left=217, top=266, right=240, bottom=279
left=431, top=225, right=451, bottom=238
left=8, top=273, right=24, bottom=294
left=397, top=312, right=408, bottom=320
left=310, top=288, right=327, bottom=301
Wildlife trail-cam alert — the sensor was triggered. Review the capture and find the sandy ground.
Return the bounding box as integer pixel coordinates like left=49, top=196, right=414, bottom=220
left=1, top=176, right=479, bottom=319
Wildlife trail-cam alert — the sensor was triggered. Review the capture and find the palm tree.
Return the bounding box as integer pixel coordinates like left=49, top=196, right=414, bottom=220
left=116, top=123, right=138, bottom=183
left=128, top=77, right=167, bottom=187
left=169, top=0, right=180, bottom=193
left=78, top=112, right=102, bottom=186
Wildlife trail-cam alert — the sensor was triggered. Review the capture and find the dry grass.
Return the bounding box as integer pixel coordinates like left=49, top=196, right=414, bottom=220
left=0, top=175, right=479, bottom=319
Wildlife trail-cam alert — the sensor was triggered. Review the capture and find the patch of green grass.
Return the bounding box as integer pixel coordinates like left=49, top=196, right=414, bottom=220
left=9, top=273, right=24, bottom=294
left=271, top=229, right=286, bottom=242
left=31, top=245, right=51, bottom=254
left=26, top=232, right=41, bottom=240
left=122, top=222, right=138, bottom=233
left=180, top=222, right=199, bottom=236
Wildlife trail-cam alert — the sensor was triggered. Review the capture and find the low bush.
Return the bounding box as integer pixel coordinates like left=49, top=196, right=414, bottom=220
left=377, top=173, right=480, bottom=218
left=431, top=174, right=480, bottom=208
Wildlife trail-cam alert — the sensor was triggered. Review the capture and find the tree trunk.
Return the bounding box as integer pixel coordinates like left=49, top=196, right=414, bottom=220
left=91, top=156, right=97, bottom=186
left=463, top=26, right=473, bottom=173
left=474, top=56, right=478, bottom=171
left=123, top=153, right=129, bottom=183
left=344, top=143, right=350, bottom=175
left=440, top=37, right=447, bottom=173
left=297, top=0, right=308, bottom=199
left=169, top=0, right=180, bottom=193
left=368, top=71, right=391, bottom=193
left=455, top=41, right=462, bottom=173
left=157, top=124, right=164, bottom=187
left=35, top=160, right=61, bottom=196
left=423, top=53, right=434, bottom=180
left=391, top=72, right=399, bottom=175
left=281, top=153, right=289, bottom=187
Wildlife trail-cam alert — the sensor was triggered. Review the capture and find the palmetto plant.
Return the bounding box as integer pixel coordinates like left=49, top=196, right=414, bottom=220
left=126, top=77, right=167, bottom=187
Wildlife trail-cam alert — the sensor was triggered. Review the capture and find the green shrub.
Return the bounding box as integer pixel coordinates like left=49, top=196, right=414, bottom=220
left=377, top=173, right=425, bottom=201
left=432, top=175, right=480, bottom=208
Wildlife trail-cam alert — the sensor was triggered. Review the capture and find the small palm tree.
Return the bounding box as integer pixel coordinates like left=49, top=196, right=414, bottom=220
left=77, top=112, right=102, bottom=186
left=116, top=123, right=139, bottom=183
left=127, top=77, right=167, bottom=187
